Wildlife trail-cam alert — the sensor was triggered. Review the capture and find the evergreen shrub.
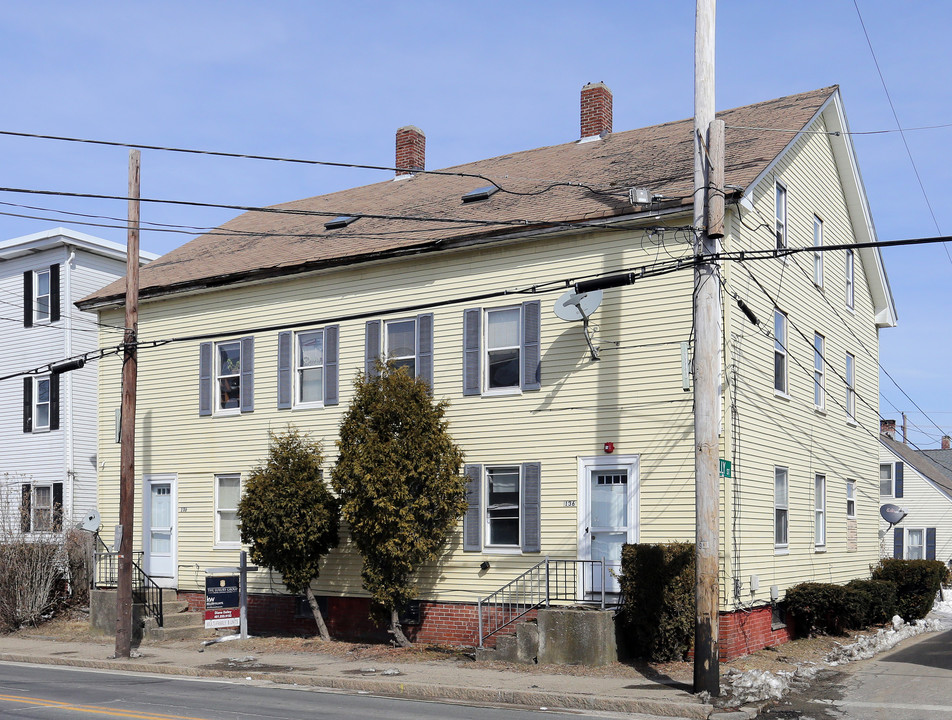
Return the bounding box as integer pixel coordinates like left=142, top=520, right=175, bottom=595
left=871, top=558, right=948, bottom=621
left=845, top=579, right=897, bottom=626
left=617, top=542, right=694, bottom=661
left=784, top=582, right=849, bottom=636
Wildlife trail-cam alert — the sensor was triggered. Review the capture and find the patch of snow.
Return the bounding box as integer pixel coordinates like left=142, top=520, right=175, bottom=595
left=721, top=594, right=950, bottom=705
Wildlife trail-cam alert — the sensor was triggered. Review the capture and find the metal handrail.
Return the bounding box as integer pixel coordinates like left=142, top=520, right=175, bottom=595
left=476, top=557, right=610, bottom=647
left=92, top=535, right=164, bottom=628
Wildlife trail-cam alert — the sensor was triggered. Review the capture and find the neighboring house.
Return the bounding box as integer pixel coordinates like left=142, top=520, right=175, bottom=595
left=922, top=435, right=952, bottom=474
left=0, top=228, right=156, bottom=538
left=879, top=420, right=952, bottom=564
left=79, top=84, right=896, bottom=658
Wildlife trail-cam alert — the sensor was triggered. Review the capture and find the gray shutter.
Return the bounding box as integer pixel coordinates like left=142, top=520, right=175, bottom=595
left=52, top=482, right=63, bottom=532
left=277, top=331, right=292, bottom=409
left=21, top=484, right=31, bottom=532
left=23, top=377, right=32, bottom=432
left=463, top=464, right=482, bottom=551
left=417, top=313, right=433, bottom=390
left=365, top=320, right=381, bottom=377
left=199, top=342, right=213, bottom=416
left=893, top=527, right=903, bottom=559
left=49, top=374, right=60, bottom=431
left=521, top=462, right=541, bottom=552
left=895, top=462, right=904, bottom=498
left=324, top=325, right=339, bottom=406
left=927, top=527, right=937, bottom=560
left=521, top=300, right=541, bottom=391
left=49, top=264, right=60, bottom=323
left=463, top=309, right=481, bottom=396
left=23, top=271, right=32, bottom=327
left=240, top=336, right=254, bottom=413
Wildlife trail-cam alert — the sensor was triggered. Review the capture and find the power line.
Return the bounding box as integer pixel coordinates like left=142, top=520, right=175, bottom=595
left=726, top=121, right=952, bottom=136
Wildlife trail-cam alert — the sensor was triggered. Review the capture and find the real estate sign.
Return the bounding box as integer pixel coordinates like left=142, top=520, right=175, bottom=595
left=204, top=575, right=240, bottom=629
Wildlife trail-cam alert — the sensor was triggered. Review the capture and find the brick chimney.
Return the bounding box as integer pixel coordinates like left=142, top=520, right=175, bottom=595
left=942, top=435, right=951, bottom=450
left=395, top=126, right=425, bottom=176
left=881, top=419, right=896, bottom=440
left=580, top=82, right=613, bottom=140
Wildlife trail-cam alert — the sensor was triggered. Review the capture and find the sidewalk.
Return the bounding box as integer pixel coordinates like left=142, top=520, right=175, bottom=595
left=0, top=632, right=744, bottom=719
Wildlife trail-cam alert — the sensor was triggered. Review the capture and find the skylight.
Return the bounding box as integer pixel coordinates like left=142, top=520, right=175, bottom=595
left=324, top=215, right=358, bottom=230
left=461, top=185, right=499, bottom=203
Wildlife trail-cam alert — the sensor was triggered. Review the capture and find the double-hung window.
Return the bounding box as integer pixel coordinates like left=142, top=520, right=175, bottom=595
left=463, top=301, right=541, bottom=396
left=815, top=474, right=826, bottom=548
left=814, top=333, right=825, bottom=410
left=880, top=463, right=893, bottom=497
left=775, top=467, right=788, bottom=549
left=894, top=526, right=935, bottom=560
left=23, top=264, right=59, bottom=327
left=845, top=352, right=856, bottom=422
left=845, top=249, right=855, bottom=310
left=774, top=310, right=788, bottom=395
left=775, top=183, right=787, bottom=250
left=813, top=215, right=823, bottom=287
left=199, top=337, right=255, bottom=416
left=277, top=326, right=338, bottom=409
left=364, top=315, right=433, bottom=387
left=20, top=482, right=63, bottom=533
left=906, top=528, right=924, bottom=560
left=462, top=462, right=541, bottom=553
left=846, top=480, right=856, bottom=519
left=215, top=474, right=241, bottom=546
left=23, top=374, right=58, bottom=433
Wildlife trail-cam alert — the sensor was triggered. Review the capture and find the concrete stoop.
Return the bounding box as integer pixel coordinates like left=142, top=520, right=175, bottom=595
left=91, top=588, right=212, bottom=642
left=475, top=608, right=617, bottom=666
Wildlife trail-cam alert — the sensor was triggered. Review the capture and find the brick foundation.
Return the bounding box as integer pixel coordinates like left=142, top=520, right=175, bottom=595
left=178, top=590, right=786, bottom=659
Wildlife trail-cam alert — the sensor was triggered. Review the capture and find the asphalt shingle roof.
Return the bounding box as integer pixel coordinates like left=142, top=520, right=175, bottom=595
left=881, top=434, right=952, bottom=498
left=80, top=86, right=837, bottom=307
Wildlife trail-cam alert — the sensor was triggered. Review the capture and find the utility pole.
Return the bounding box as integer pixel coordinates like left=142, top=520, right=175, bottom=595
left=115, top=149, right=140, bottom=658
left=693, top=0, right=722, bottom=696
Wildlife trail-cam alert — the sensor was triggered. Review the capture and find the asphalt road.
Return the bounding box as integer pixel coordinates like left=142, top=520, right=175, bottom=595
left=756, top=629, right=952, bottom=720
left=0, top=661, right=640, bottom=720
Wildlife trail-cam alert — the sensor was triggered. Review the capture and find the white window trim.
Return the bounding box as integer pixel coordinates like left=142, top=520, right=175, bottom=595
left=26, top=483, right=56, bottom=533
left=33, top=375, right=52, bottom=432
left=845, top=352, right=856, bottom=424
left=775, top=182, right=787, bottom=250
left=384, top=317, right=418, bottom=374
left=483, top=306, right=522, bottom=396
left=214, top=473, right=242, bottom=548
left=215, top=340, right=241, bottom=415
left=775, top=466, right=789, bottom=552
left=814, top=333, right=825, bottom=411
left=34, top=268, right=51, bottom=324
left=774, top=310, right=789, bottom=397
left=846, top=480, right=856, bottom=519
left=293, top=329, right=325, bottom=410
left=880, top=463, right=894, bottom=498
left=483, top=465, right=522, bottom=552
left=815, top=474, right=826, bottom=550
left=904, top=527, right=926, bottom=560
left=845, top=248, right=855, bottom=311
left=813, top=215, right=824, bottom=288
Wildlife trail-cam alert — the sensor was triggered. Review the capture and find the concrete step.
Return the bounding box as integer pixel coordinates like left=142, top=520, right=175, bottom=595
left=163, top=600, right=190, bottom=615
left=153, top=610, right=205, bottom=630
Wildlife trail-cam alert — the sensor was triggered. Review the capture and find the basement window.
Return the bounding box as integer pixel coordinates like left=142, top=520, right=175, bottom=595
left=462, top=185, right=499, bottom=203
left=324, top=215, right=358, bottom=230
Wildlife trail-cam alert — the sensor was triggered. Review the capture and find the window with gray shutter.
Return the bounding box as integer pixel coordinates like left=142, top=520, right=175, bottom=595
left=893, top=527, right=903, bottom=559
left=521, top=301, right=541, bottom=391
left=365, top=320, right=381, bottom=376
left=239, top=336, right=254, bottom=413
left=895, top=462, right=904, bottom=498
left=463, top=309, right=481, bottom=395
left=927, top=527, right=937, bottom=560
left=198, top=342, right=212, bottom=416
left=521, top=462, right=541, bottom=552
left=416, top=313, right=433, bottom=389
left=324, top=325, right=340, bottom=405
left=277, top=331, right=292, bottom=409
left=463, top=464, right=482, bottom=551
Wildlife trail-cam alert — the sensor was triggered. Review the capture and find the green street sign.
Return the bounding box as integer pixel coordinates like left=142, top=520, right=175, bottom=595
left=719, top=459, right=732, bottom=478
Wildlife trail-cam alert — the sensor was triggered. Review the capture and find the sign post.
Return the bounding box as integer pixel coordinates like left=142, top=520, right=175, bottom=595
left=206, top=552, right=257, bottom=637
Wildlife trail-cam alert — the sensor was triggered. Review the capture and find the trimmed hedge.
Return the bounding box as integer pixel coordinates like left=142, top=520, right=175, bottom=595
left=845, top=579, right=897, bottom=626
left=784, top=582, right=849, bottom=637
left=618, top=542, right=694, bottom=661
left=871, top=558, right=948, bottom=621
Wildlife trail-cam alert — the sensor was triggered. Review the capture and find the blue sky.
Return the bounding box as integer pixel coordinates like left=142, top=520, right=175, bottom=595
left=1, top=1, right=949, bottom=447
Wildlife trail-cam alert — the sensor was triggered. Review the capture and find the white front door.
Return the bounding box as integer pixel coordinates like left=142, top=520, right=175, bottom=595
left=579, top=456, right=639, bottom=596
left=143, top=475, right=176, bottom=580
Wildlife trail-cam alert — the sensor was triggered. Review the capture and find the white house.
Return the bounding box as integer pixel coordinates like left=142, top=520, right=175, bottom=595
left=0, top=228, right=156, bottom=537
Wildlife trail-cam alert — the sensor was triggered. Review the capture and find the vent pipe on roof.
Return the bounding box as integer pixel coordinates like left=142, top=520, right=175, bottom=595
left=580, top=82, right=612, bottom=140
left=395, top=126, right=425, bottom=176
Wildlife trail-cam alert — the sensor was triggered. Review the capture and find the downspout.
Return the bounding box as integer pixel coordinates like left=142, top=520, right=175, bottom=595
left=64, top=248, right=75, bottom=522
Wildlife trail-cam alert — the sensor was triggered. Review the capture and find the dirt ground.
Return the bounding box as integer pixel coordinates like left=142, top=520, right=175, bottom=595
left=12, top=606, right=871, bottom=686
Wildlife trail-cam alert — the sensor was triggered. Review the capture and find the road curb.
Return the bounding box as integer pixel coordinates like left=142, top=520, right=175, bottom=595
left=0, top=652, right=714, bottom=718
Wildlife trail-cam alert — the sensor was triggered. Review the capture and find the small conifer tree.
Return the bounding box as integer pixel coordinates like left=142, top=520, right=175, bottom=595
left=331, top=361, right=466, bottom=646
left=238, top=427, right=339, bottom=640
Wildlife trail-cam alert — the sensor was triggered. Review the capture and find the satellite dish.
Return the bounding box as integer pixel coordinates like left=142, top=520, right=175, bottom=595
left=78, top=508, right=101, bottom=533
left=553, top=289, right=603, bottom=361
left=554, top=289, right=603, bottom=322
left=880, top=503, right=908, bottom=526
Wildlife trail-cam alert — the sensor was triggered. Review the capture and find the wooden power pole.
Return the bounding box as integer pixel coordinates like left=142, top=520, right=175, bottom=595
left=693, top=0, right=722, bottom=696
left=115, top=149, right=140, bottom=658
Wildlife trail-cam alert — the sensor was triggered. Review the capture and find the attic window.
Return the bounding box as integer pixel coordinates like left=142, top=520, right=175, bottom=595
left=462, top=185, right=499, bottom=203
left=324, top=215, right=358, bottom=230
